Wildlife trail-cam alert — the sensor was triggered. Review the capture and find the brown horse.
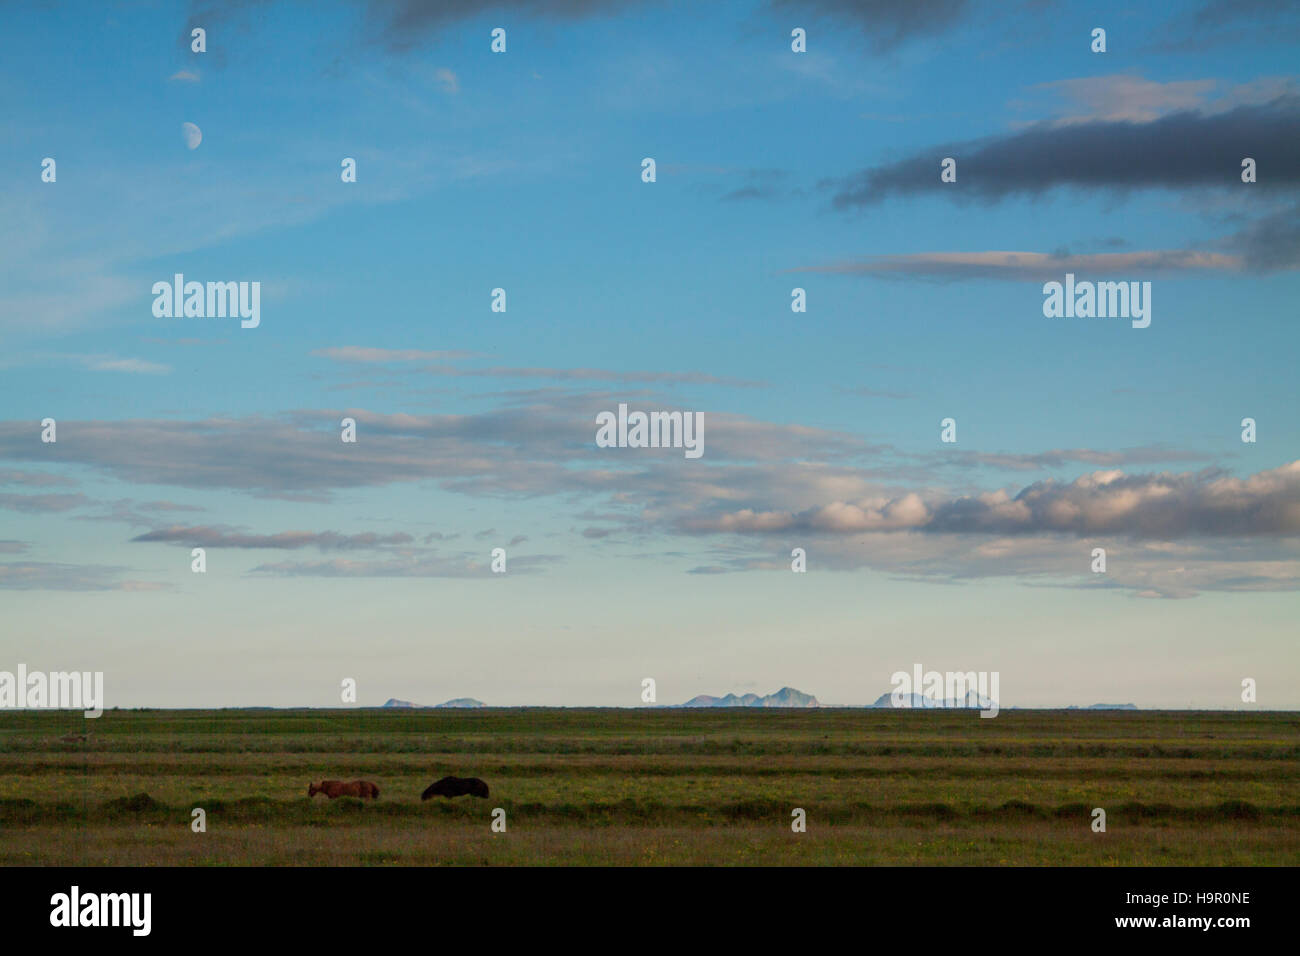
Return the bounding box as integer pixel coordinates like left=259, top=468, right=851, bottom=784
left=308, top=779, right=379, bottom=799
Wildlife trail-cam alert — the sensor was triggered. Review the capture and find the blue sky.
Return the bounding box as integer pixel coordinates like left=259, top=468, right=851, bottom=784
left=1, top=0, right=1298, bottom=708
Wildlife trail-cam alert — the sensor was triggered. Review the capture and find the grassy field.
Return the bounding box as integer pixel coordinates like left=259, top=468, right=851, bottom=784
left=1, top=708, right=1297, bottom=865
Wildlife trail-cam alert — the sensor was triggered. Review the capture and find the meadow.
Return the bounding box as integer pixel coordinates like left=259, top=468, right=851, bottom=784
left=1, top=708, right=1296, bottom=865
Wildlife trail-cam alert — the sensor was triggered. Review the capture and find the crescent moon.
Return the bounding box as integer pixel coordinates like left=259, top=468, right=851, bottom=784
left=182, top=122, right=202, bottom=150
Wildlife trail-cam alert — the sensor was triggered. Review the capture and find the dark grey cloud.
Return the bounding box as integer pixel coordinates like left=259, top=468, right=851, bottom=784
left=1227, top=201, right=1300, bottom=271
left=1195, top=0, right=1297, bottom=24
left=831, top=96, right=1300, bottom=208
left=716, top=169, right=795, bottom=203
left=368, top=0, right=652, bottom=51
left=177, top=0, right=272, bottom=67
left=769, top=0, right=971, bottom=51
left=183, top=0, right=1036, bottom=61
left=1153, top=0, right=1300, bottom=51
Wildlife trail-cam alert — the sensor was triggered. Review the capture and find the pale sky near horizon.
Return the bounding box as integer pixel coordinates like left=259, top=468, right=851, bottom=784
left=1, top=0, right=1298, bottom=709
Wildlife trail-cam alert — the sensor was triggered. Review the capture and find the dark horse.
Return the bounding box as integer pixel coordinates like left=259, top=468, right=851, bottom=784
left=421, top=775, right=489, bottom=799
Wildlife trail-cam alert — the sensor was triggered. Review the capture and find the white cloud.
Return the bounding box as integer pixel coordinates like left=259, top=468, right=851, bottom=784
left=84, top=356, right=171, bottom=374
left=434, top=67, right=459, bottom=94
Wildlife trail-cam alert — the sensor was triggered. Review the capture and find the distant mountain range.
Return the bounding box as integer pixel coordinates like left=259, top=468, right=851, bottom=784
left=869, top=691, right=998, bottom=710
left=382, top=697, right=486, bottom=709
left=374, top=690, right=1137, bottom=710
left=678, top=686, right=819, bottom=708
left=1069, top=703, right=1138, bottom=710
left=866, top=692, right=1135, bottom=710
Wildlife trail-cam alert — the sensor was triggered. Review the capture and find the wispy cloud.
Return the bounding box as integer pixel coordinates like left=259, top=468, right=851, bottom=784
left=799, top=196, right=1300, bottom=278
left=312, top=348, right=766, bottom=387
left=132, top=525, right=415, bottom=551
left=794, top=249, right=1245, bottom=280
left=0, top=493, right=93, bottom=514
left=416, top=365, right=768, bottom=387
left=434, top=67, right=459, bottom=94
left=312, top=346, right=476, bottom=363
left=250, top=552, right=562, bottom=578
left=0, top=561, right=168, bottom=591
left=0, top=470, right=78, bottom=488
left=84, top=356, right=171, bottom=374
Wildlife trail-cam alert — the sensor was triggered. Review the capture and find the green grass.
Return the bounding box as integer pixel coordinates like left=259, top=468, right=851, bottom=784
left=1, top=708, right=1297, bottom=865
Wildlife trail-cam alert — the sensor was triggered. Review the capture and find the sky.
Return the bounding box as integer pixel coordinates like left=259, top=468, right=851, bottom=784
left=1, top=0, right=1298, bottom=709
